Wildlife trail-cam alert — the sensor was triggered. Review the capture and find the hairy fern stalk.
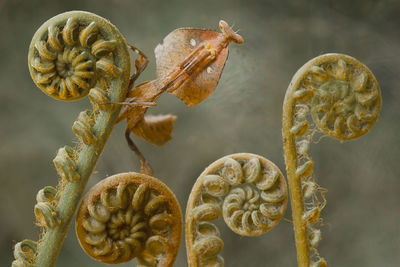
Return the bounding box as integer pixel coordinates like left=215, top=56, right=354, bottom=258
left=13, top=11, right=131, bottom=267
left=282, top=54, right=381, bottom=267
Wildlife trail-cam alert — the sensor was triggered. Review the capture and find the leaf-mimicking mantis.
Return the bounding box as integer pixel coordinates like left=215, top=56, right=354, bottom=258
left=113, top=20, right=244, bottom=175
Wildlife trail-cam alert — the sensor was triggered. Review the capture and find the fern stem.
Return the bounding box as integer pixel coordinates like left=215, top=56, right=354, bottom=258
left=283, top=92, right=309, bottom=267
left=12, top=11, right=131, bottom=267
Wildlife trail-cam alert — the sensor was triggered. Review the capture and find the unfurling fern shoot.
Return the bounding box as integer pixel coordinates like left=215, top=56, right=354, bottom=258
left=76, top=173, right=182, bottom=266
left=185, top=153, right=288, bottom=267
left=282, top=54, right=381, bottom=267
left=15, top=11, right=132, bottom=267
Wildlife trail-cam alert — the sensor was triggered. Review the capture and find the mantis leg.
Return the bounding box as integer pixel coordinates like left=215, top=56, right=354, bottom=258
left=125, top=129, right=154, bottom=176
left=113, top=44, right=152, bottom=123
left=127, top=44, right=149, bottom=91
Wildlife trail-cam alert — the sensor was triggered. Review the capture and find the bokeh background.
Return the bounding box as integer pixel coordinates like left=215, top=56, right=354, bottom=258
left=1, top=0, right=399, bottom=266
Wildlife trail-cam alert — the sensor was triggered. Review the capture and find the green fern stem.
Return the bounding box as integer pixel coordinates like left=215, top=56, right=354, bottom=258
left=12, top=11, right=131, bottom=267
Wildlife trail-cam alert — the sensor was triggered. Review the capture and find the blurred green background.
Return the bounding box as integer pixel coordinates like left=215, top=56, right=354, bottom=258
left=1, top=0, right=399, bottom=266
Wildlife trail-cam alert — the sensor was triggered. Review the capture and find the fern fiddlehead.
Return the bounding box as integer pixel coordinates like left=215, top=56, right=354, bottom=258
left=282, top=53, right=381, bottom=267
left=185, top=153, right=288, bottom=267
left=75, top=172, right=182, bottom=266
left=13, top=11, right=131, bottom=267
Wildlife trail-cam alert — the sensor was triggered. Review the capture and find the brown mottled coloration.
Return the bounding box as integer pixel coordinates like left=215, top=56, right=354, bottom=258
left=115, top=21, right=243, bottom=175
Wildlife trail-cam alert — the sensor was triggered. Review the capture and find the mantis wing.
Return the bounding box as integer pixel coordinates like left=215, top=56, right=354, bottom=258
left=132, top=114, right=177, bottom=146
left=155, top=28, right=229, bottom=107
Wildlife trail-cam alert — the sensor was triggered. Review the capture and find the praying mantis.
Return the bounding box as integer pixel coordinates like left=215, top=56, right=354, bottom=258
left=113, top=20, right=244, bottom=175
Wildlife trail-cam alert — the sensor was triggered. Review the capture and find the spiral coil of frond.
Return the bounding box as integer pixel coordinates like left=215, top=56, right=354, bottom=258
left=75, top=172, right=182, bottom=266
left=185, top=153, right=288, bottom=267
left=14, top=11, right=131, bottom=267
left=282, top=53, right=381, bottom=267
